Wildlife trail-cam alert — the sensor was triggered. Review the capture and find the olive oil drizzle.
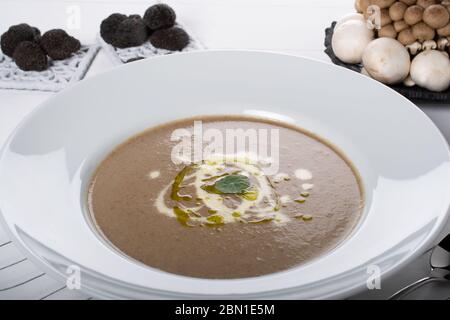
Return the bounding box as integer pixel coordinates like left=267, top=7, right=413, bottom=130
left=158, top=156, right=311, bottom=227
left=170, top=165, right=195, bottom=201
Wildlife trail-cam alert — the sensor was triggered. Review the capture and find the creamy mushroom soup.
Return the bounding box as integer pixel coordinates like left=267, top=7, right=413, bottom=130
left=88, top=115, right=363, bottom=279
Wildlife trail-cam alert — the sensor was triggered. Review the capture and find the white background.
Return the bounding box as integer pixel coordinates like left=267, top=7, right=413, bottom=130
left=0, top=0, right=448, bottom=299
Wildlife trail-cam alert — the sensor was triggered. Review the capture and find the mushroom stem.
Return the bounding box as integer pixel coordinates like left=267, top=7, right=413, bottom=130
left=403, top=75, right=416, bottom=87
left=437, top=37, right=449, bottom=50
left=406, top=41, right=423, bottom=54
left=422, top=39, right=437, bottom=50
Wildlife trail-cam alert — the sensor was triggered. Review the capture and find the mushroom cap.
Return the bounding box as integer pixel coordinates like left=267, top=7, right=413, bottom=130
left=398, top=27, right=417, bottom=44
left=332, top=20, right=374, bottom=64
left=362, top=37, right=411, bottom=84
left=404, top=5, right=424, bottom=25
left=380, top=8, right=393, bottom=26
left=412, top=21, right=436, bottom=41
left=394, top=20, right=409, bottom=32
left=437, top=23, right=450, bottom=36
left=355, top=0, right=371, bottom=13
left=379, top=24, right=398, bottom=38
left=355, top=0, right=361, bottom=13
left=417, top=0, right=438, bottom=8
left=410, top=50, right=450, bottom=91
left=370, top=0, right=396, bottom=9
left=400, top=0, right=417, bottom=5
left=423, top=4, right=450, bottom=29
left=417, top=0, right=439, bottom=9
left=335, top=13, right=366, bottom=29
left=389, top=2, right=408, bottom=21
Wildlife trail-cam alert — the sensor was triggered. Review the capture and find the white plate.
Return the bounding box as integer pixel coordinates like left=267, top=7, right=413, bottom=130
left=0, top=51, right=449, bottom=299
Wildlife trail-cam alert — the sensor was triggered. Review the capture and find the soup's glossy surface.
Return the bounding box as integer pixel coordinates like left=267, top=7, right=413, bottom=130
left=88, top=116, right=363, bottom=279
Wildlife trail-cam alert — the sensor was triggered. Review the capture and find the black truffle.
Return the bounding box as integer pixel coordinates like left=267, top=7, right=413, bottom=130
left=40, top=29, right=81, bottom=60
left=150, top=27, right=189, bottom=51
left=143, top=4, right=176, bottom=31
left=1, top=23, right=41, bottom=57
left=13, top=41, right=48, bottom=71
left=100, top=13, right=127, bottom=45
left=110, top=15, right=149, bottom=48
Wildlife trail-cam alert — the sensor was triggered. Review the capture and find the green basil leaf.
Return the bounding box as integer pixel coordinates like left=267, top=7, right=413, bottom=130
left=214, top=174, right=250, bottom=194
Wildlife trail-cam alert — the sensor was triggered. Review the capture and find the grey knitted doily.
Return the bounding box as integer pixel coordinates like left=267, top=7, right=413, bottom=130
left=0, top=44, right=100, bottom=92
left=100, top=23, right=203, bottom=65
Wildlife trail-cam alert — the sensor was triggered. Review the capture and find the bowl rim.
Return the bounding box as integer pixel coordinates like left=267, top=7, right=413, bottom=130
left=1, top=49, right=449, bottom=299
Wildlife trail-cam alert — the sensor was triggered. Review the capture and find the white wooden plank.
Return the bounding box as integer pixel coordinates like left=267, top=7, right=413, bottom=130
left=0, top=243, right=26, bottom=269
left=0, top=225, right=10, bottom=245
left=0, top=274, right=62, bottom=300
left=0, top=259, right=42, bottom=290
left=42, top=287, right=89, bottom=300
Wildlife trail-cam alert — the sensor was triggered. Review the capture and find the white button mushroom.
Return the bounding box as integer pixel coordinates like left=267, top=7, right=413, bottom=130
left=332, top=20, right=374, bottom=64
left=410, top=50, right=450, bottom=92
left=335, top=13, right=366, bottom=29
left=362, top=38, right=411, bottom=84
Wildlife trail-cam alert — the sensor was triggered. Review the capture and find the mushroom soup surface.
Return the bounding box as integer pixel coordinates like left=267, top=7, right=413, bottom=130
left=88, top=115, right=364, bottom=279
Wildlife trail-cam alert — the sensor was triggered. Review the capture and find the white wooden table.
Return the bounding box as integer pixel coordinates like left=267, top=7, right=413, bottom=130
left=0, top=0, right=448, bottom=300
